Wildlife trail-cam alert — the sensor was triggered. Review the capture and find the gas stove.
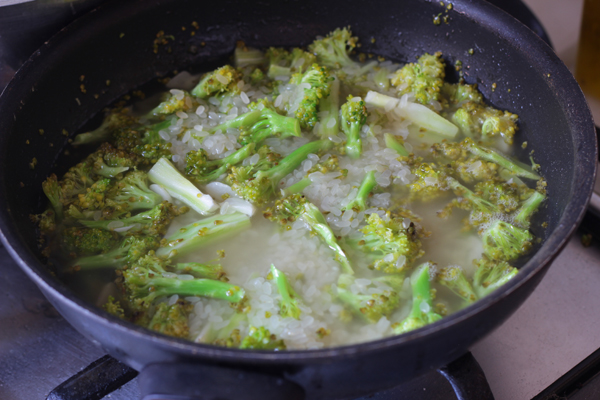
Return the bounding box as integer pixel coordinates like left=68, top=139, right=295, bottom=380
left=1, top=0, right=600, bottom=399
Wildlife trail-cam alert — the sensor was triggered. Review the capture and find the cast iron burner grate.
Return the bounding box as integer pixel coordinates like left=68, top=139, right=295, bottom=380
left=45, top=352, right=494, bottom=400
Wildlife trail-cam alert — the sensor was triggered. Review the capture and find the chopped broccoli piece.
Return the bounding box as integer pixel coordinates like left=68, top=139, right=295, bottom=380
left=391, top=52, right=445, bottom=105
left=71, top=234, right=160, bottom=270
left=340, top=95, right=368, bottom=158
left=266, top=47, right=316, bottom=78
left=342, top=171, right=377, bottom=213
left=437, top=266, right=477, bottom=305
left=384, top=133, right=410, bottom=157
left=81, top=201, right=180, bottom=237
left=513, top=190, right=545, bottom=229
left=148, top=158, right=218, bottom=215
left=156, top=212, right=251, bottom=259
left=392, top=262, right=442, bottom=334
left=308, top=27, right=359, bottom=69
left=123, top=254, right=246, bottom=307
left=336, top=273, right=402, bottom=323
left=481, top=220, right=533, bottom=261
left=472, top=258, right=518, bottom=298
left=265, top=194, right=353, bottom=275
left=239, top=326, right=286, bottom=350
left=106, top=170, right=164, bottom=213
left=175, top=261, right=228, bottom=281
left=73, top=108, right=138, bottom=146
left=227, top=139, right=331, bottom=205
left=185, top=143, right=256, bottom=183
left=103, top=296, right=125, bottom=319
left=192, top=65, right=242, bottom=98
left=148, top=90, right=194, bottom=117
left=269, top=264, right=303, bottom=319
left=234, top=46, right=265, bottom=67
left=407, top=162, right=450, bottom=202
left=352, top=212, right=423, bottom=273
left=147, top=300, right=193, bottom=339
left=61, top=227, right=120, bottom=257
left=289, top=64, right=334, bottom=129
left=451, top=101, right=519, bottom=145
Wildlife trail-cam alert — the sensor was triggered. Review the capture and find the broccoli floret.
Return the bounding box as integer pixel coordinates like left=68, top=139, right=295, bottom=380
left=269, top=264, right=303, bottom=319
left=191, top=65, right=242, bottom=99
left=289, top=64, right=334, bottom=129
left=340, top=95, right=368, bottom=158
left=74, top=178, right=111, bottom=212
left=148, top=158, right=218, bottom=215
left=208, top=103, right=301, bottom=145
left=31, top=208, right=58, bottom=235
left=352, top=212, right=423, bottom=273
left=392, top=262, right=442, bottom=334
left=227, top=139, right=331, bottom=205
left=342, top=171, right=377, bottom=213
left=407, top=162, right=450, bottom=202
left=451, top=101, right=519, bottom=145
left=481, top=220, right=533, bottom=262
left=61, top=227, right=120, bottom=257
left=148, top=90, right=194, bottom=117
left=42, top=174, right=65, bottom=220
left=202, top=312, right=247, bottom=347
left=156, top=212, right=251, bottom=259
left=472, top=258, right=518, bottom=298
left=103, top=296, right=125, bottom=319
left=185, top=143, right=256, bottom=183
left=336, top=273, right=402, bottom=323
left=384, top=133, right=410, bottom=157
left=73, top=108, right=138, bottom=146
left=147, top=300, right=193, bottom=339
left=308, top=27, right=359, bottom=69
left=513, top=190, right=545, bottom=229
left=434, top=138, right=539, bottom=181
left=391, top=52, right=445, bottom=105
left=239, top=326, right=286, bottom=350
left=266, top=47, right=316, bottom=78
left=265, top=194, right=353, bottom=275
left=90, top=143, right=137, bottom=178
left=105, top=170, right=163, bottom=213
left=123, top=254, right=246, bottom=307
left=71, top=234, right=160, bottom=270
left=81, top=201, right=180, bottom=237
left=442, top=82, right=483, bottom=104
left=436, top=266, right=477, bottom=305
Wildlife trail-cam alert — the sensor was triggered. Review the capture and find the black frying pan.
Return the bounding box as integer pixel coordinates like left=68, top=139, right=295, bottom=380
left=0, top=0, right=595, bottom=398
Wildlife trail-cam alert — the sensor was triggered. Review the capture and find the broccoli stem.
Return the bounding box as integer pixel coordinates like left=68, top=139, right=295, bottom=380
left=343, top=171, right=377, bottom=212
left=268, top=64, right=292, bottom=78
left=209, top=110, right=262, bottom=133
left=301, top=202, right=354, bottom=275
left=270, top=264, right=302, bottom=319
left=393, top=262, right=442, bottom=334
left=365, top=91, right=458, bottom=138
left=282, top=177, right=312, bottom=197
left=473, top=259, right=518, bottom=298
left=138, top=276, right=245, bottom=302
left=466, top=141, right=540, bottom=180
left=513, top=191, right=545, bottom=229
left=259, top=139, right=332, bottom=187
left=384, top=133, right=409, bottom=156
left=234, top=48, right=265, bottom=67
left=175, top=262, right=227, bottom=281
left=437, top=266, right=477, bottom=305
left=318, top=77, right=341, bottom=139
left=156, top=212, right=251, bottom=259
left=148, top=158, right=218, bottom=215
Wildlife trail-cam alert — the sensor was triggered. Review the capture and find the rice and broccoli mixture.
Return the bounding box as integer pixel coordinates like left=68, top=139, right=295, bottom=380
left=34, top=28, right=547, bottom=350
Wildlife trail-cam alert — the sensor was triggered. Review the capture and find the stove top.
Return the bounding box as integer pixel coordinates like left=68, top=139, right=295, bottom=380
left=1, top=0, right=600, bottom=399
